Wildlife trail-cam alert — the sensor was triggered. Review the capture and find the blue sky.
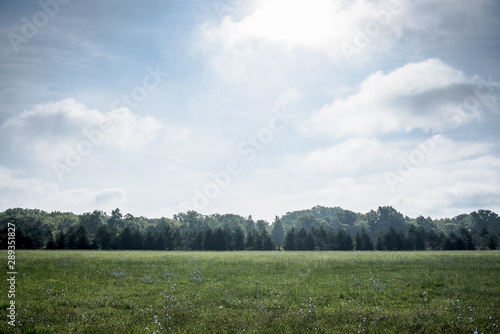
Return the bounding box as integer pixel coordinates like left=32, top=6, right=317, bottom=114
left=1, top=0, right=499, bottom=221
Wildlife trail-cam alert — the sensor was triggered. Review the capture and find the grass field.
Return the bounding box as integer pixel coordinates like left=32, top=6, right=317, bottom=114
left=1, top=251, right=499, bottom=333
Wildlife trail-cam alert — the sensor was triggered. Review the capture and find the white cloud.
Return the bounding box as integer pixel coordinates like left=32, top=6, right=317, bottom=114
left=388, top=153, right=500, bottom=218
left=246, top=133, right=500, bottom=219
left=301, top=59, right=493, bottom=137
left=256, top=137, right=392, bottom=182
left=1, top=98, right=189, bottom=164
left=0, top=166, right=59, bottom=200
left=0, top=165, right=127, bottom=213
left=201, top=0, right=490, bottom=62
left=202, top=0, right=397, bottom=58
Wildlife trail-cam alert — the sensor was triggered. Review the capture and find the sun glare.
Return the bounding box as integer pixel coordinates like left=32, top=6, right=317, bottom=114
left=243, top=0, right=336, bottom=46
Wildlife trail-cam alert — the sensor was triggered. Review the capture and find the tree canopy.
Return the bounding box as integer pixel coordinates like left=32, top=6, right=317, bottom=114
left=1, top=206, right=499, bottom=251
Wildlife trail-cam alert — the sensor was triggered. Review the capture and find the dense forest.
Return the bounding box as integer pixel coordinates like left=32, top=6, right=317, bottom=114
left=1, top=206, right=499, bottom=251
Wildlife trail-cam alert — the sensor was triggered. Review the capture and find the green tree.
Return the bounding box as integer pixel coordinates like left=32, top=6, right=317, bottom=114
left=256, top=220, right=268, bottom=233
left=73, top=224, right=91, bottom=249
left=176, top=211, right=204, bottom=231
left=296, top=215, right=316, bottom=231
left=296, top=227, right=308, bottom=250
left=118, top=227, right=133, bottom=250
left=95, top=224, right=113, bottom=250
left=245, top=230, right=257, bottom=250
left=471, top=210, right=499, bottom=231
left=189, top=230, right=204, bottom=250
left=46, top=233, right=56, bottom=249
left=164, top=224, right=173, bottom=250
left=233, top=226, right=245, bottom=250
left=337, top=229, right=353, bottom=250
left=261, top=230, right=274, bottom=250
left=375, top=234, right=384, bottom=250
left=271, top=217, right=285, bottom=248
left=80, top=210, right=105, bottom=236
left=406, top=225, right=425, bottom=250
left=108, top=208, right=123, bottom=234
left=171, top=228, right=182, bottom=250
left=425, top=229, right=441, bottom=250
left=382, top=227, right=405, bottom=251
left=214, top=228, right=229, bottom=250
left=315, top=226, right=328, bottom=250
left=55, top=230, right=67, bottom=249
left=375, top=206, right=406, bottom=236
left=254, top=230, right=264, bottom=250
left=283, top=227, right=296, bottom=251
left=355, top=229, right=373, bottom=250
left=460, top=227, right=475, bottom=250
left=487, top=235, right=498, bottom=250
left=203, top=228, right=215, bottom=250
left=130, top=228, right=144, bottom=250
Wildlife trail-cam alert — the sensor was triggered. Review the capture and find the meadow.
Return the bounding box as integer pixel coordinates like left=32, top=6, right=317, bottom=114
left=1, top=251, right=499, bottom=333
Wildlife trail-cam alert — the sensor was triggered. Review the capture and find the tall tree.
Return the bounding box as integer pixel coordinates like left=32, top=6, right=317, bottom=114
left=118, top=227, right=133, bottom=250
left=164, top=224, right=173, bottom=250
left=190, top=230, right=204, bottom=251
left=80, top=210, right=105, bottom=236
left=283, top=227, right=296, bottom=251
left=375, top=206, right=406, bottom=236
left=256, top=220, right=268, bottom=233
left=73, top=224, right=91, bottom=249
left=337, top=229, right=353, bottom=250
left=271, top=217, right=285, bottom=248
left=95, top=224, right=113, bottom=250
left=203, top=228, right=215, bottom=250
left=297, top=215, right=316, bottom=231
left=460, top=227, right=475, bottom=250
left=261, top=230, right=275, bottom=250
left=46, top=233, right=56, bottom=249
left=233, top=226, right=246, bottom=250
left=131, top=228, right=144, bottom=250
left=487, top=235, right=498, bottom=250
left=315, top=226, right=328, bottom=250
left=296, top=227, right=308, bottom=250
left=471, top=210, right=499, bottom=231
left=425, top=229, right=440, bottom=250
left=355, top=229, right=373, bottom=251
left=108, top=208, right=123, bottom=234
left=214, top=228, right=229, bottom=250
left=382, top=227, right=404, bottom=251
left=55, top=230, right=67, bottom=249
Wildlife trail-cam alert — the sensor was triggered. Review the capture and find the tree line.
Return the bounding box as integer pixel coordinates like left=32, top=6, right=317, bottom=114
left=1, top=206, right=499, bottom=251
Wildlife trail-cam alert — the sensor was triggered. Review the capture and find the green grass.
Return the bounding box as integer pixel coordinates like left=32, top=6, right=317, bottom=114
left=1, top=251, right=499, bottom=333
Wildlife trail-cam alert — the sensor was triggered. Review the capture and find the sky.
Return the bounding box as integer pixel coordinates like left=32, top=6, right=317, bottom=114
left=0, top=0, right=499, bottom=222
